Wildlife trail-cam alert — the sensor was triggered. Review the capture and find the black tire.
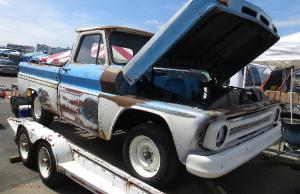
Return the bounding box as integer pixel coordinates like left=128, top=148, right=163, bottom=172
left=11, top=106, right=19, bottom=118
left=37, top=142, right=64, bottom=187
left=31, top=95, right=54, bottom=127
left=17, top=127, right=35, bottom=167
left=123, top=123, right=180, bottom=187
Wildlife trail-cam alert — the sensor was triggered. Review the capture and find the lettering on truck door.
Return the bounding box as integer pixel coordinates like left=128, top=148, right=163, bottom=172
left=58, top=31, right=107, bottom=135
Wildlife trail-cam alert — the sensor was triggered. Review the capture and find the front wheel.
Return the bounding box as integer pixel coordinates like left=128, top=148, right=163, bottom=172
left=123, top=123, right=179, bottom=187
left=31, top=95, right=54, bottom=127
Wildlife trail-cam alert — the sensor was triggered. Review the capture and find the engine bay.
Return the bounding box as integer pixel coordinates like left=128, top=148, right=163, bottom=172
left=135, top=67, right=267, bottom=110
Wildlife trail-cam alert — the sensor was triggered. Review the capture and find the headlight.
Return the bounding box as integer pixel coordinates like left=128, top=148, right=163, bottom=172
left=203, top=122, right=229, bottom=151
left=216, top=126, right=228, bottom=148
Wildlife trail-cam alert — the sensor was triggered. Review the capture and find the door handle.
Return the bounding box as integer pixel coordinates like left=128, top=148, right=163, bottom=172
left=62, top=67, right=71, bottom=73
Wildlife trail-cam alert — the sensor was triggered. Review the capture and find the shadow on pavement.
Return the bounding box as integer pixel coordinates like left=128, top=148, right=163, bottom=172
left=0, top=73, right=17, bottom=78
left=0, top=123, right=6, bottom=129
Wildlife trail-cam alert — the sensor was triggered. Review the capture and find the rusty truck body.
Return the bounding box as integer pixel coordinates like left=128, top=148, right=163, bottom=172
left=17, top=0, right=281, bottom=186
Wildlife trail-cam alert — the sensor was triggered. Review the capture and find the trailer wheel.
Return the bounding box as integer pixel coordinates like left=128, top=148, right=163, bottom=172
left=123, top=123, right=179, bottom=187
left=32, top=95, right=54, bottom=127
left=37, top=142, right=64, bottom=187
left=17, top=127, right=35, bottom=167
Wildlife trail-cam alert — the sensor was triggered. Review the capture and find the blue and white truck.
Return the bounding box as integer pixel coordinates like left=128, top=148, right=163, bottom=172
left=12, top=0, right=282, bottom=188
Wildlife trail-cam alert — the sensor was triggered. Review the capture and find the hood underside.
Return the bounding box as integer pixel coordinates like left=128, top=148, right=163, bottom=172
left=123, top=0, right=279, bottom=85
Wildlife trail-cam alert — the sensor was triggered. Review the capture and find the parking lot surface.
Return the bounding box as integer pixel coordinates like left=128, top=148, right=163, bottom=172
left=0, top=75, right=300, bottom=194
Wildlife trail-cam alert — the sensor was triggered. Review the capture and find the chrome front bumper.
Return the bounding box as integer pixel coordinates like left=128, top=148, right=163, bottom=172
left=186, top=123, right=282, bottom=178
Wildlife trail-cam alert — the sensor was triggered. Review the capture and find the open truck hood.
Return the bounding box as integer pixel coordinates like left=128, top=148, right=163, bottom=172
left=123, top=0, right=279, bottom=85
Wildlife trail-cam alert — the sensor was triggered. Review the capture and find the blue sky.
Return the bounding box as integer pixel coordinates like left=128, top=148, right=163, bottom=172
left=0, top=0, right=300, bottom=47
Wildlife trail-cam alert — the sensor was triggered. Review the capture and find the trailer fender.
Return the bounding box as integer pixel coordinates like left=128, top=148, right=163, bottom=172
left=9, top=118, right=73, bottom=164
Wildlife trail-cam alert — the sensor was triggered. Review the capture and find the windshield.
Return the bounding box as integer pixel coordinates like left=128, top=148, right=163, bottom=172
left=109, top=31, right=151, bottom=65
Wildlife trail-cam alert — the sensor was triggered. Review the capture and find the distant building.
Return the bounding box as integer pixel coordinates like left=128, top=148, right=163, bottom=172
left=7, top=43, right=34, bottom=54
left=35, top=44, right=70, bottom=55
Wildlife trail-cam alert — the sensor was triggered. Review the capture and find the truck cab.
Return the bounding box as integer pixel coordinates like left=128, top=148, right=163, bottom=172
left=17, top=0, right=282, bottom=187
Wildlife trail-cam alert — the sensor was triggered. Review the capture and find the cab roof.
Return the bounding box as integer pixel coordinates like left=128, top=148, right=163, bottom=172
left=76, top=26, right=154, bottom=37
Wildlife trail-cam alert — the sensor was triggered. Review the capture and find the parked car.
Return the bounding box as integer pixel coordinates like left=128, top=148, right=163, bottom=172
left=0, top=49, right=20, bottom=58
left=20, top=52, right=47, bottom=62
left=15, top=0, right=281, bottom=186
left=0, top=59, right=19, bottom=75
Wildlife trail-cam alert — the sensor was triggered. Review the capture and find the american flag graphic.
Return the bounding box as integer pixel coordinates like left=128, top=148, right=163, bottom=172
left=40, top=42, right=133, bottom=65
left=40, top=50, right=71, bottom=65
left=91, top=43, right=133, bottom=63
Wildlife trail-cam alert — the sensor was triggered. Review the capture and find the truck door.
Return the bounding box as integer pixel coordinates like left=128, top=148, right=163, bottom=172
left=58, top=32, right=107, bottom=133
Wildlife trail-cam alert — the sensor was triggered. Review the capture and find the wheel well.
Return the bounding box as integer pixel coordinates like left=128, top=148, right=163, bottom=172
left=113, top=109, right=170, bottom=133
left=32, top=139, right=49, bottom=153
left=114, top=109, right=181, bottom=163
left=112, top=109, right=178, bottom=151
left=25, top=88, right=36, bottom=98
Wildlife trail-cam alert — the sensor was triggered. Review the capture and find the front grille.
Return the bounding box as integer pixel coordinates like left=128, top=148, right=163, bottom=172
left=229, top=115, right=272, bottom=136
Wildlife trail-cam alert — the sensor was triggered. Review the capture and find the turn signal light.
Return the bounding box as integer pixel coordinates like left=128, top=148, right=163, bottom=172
left=26, top=89, right=32, bottom=97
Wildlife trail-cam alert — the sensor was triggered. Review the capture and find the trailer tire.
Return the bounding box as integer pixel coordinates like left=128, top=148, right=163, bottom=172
left=37, top=142, right=64, bottom=187
left=123, top=123, right=179, bottom=187
left=17, top=127, right=35, bottom=167
left=32, top=95, right=54, bottom=127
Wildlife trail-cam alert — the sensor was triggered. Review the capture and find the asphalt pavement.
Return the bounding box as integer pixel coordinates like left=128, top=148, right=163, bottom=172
left=0, top=75, right=300, bottom=194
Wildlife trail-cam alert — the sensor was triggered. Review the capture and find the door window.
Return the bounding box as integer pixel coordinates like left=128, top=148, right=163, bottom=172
left=75, top=34, right=105, bottom=64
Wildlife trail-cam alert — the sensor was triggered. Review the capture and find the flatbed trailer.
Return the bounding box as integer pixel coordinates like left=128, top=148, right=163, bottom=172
left=7, top=117, right=164, bottom=194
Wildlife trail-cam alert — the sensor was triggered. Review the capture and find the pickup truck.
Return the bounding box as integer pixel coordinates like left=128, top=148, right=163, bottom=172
left=16, top=0, right=281, bottom=187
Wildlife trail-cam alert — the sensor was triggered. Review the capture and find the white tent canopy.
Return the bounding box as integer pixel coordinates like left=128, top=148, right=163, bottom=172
left=255, top=32, right=300, bottom=67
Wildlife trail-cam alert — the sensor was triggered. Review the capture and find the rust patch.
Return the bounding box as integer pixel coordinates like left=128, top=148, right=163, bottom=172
left=60, top=104, right=78, bottom=115
left=76, top=26, right=154, bottom=37
left=125, top=181, right=133, bottom=192
left=80, top=98, right=98, bottom=124
left=64, top=88, right=83, bottom=95
left=99, top=130, right=107, bottom=140
left=100, top=68, right=123, bottom=94
left=45, top=135, right=53, bottom=142
left=37, top=88, right=52, bottom=110
left=99, top=94, right=147, bottom=108
left=62, top=96, right=79, bottom=106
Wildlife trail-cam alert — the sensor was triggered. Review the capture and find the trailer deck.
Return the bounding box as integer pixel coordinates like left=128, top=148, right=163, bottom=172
left=7, top=117, right=164, bottom=194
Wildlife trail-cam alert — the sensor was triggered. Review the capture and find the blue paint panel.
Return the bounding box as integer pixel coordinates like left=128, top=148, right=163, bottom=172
left=19, top=62, right=61, bottom=82
left=153, top=76, right=201, bottom=100
left=59, top=63, right=105, bottom=93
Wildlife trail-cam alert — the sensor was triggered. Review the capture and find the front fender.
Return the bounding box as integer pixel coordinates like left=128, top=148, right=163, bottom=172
left=103, top=100, right=219, bottom=164
left=132, top=102, right=219, bottom=164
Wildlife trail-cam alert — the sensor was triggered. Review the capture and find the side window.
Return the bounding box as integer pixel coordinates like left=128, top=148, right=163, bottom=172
left=109, top=31, right=151, bottom=65
left=75, top=34, right=105, bottom=64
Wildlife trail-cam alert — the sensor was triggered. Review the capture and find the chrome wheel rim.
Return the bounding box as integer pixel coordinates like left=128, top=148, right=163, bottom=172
left=33, top=97, right=42, bottom=119
left=38, top=147, right=51, bottom=179
left=19, top=133, right=29, bottom=160
left=129, top=135, right=160, bottom=178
